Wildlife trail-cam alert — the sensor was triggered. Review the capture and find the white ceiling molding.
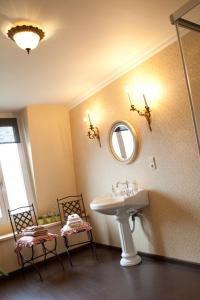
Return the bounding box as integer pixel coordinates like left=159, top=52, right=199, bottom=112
left=68, top=33, right=177, bottom=110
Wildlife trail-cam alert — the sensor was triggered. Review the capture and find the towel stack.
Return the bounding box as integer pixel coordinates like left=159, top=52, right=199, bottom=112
left=22, top=225, right=48, bottom=237
left=66, top=214, right=83, bottom=228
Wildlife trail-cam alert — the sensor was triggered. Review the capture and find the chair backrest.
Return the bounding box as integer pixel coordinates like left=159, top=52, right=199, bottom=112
left=8, top=204, right=38, bottom=241
left=57, top=194, right=87, bottom=226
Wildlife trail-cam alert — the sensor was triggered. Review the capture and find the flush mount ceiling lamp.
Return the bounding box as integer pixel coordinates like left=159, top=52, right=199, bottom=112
left=7, top=25, right=45, bottom=54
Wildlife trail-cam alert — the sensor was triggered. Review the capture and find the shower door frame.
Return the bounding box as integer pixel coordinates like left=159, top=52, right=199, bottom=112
left=170, top=0, right=200, bottom=24
left=170, top=0, right=200, bottom=156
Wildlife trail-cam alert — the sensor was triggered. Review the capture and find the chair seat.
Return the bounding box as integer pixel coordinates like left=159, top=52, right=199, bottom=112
left=61, top=221, right=92, bottom=237
left=15, top=233, right=58, bottom=252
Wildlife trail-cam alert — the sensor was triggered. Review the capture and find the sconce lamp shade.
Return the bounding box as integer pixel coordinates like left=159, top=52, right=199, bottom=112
left=7, top=25, right=45, bottom=54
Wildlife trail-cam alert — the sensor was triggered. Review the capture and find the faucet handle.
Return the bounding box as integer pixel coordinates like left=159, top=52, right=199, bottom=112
left=132, top=180, right=138, bottom=192
left=112, top=185, right=115, bottom=193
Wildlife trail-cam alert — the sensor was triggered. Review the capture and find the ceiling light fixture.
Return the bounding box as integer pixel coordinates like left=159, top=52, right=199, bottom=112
left=7, top=25, right=45, bottom=54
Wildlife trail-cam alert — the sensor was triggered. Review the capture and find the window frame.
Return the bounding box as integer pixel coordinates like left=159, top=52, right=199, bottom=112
left=0, top=163, right=9, bottom=224
left=0, top=116, right=36, bottom=225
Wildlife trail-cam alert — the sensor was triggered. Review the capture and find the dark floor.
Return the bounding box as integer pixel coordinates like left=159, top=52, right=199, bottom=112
left=0, top=245, right=200, bottom=300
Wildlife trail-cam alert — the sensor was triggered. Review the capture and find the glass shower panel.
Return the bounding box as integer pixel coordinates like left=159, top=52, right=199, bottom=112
left=176, top=4, right=200, bottom=154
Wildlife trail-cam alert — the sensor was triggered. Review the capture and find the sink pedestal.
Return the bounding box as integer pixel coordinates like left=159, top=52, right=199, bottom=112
left=116, top=211, right=141, bottom=267
left=90, top=189, right=149, bottom=266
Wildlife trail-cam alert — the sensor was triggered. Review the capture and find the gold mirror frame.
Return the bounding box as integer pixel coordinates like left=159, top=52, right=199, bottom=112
left=108, top=120, right=138, bottom=164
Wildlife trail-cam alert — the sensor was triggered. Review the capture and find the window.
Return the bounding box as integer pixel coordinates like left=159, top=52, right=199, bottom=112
left=0, top=118, right=31, bottom=224
left=0, top=118, right=20, bottom=144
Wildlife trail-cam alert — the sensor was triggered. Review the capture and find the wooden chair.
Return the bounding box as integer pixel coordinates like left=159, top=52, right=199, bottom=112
left=57, top=194, right=97, bottom=266
left=8, top=204, right=64, bottom=280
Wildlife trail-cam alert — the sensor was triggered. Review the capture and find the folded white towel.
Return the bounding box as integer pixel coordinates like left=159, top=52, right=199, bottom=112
left=69, top=221, right=83, bottom=228
left=22, top=229, right=48, bottom=237
left=68, top=214, right=80, bottom=221
left=23, top=225, right=45, bottom=232
left=66, top=214, right=83, bottom=228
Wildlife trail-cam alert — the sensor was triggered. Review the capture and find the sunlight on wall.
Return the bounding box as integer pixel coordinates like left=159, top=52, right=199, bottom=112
left=125, top=75, right=164, bottom=110
left=0, top=144, right=28, bottom=210
left=83, top=102, right=104, bottom=128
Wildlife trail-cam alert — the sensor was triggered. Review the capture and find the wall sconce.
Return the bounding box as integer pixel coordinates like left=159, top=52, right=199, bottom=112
left=126, top=88, right=152, bottom=131
left=86, top=112, right=101, bottom=147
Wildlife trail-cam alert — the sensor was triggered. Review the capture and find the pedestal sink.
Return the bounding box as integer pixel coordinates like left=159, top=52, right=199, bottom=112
left=90, top=189, right=149, bottom=267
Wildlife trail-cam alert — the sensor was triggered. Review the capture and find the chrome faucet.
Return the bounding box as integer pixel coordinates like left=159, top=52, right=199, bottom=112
left=116, top=180, right=129, bottom=189
left=112, top=180, right=137, bottom=197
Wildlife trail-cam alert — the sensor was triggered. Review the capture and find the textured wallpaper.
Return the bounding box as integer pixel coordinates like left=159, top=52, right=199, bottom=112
left=182, top=31, right=200, bottom=149
left=70, top=35, right=200, bottom=263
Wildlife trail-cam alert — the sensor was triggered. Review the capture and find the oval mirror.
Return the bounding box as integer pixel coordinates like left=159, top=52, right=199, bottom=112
left=108, top=120, right=138, bottom=164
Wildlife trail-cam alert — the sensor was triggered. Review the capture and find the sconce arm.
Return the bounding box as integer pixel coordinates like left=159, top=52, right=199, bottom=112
left=87, top=125, right=101, bottom=147
left=130, top=105, right=152, bottom=131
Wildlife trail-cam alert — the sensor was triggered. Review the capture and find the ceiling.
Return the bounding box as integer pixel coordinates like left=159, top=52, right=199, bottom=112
left=0, top=0, right=186, bottom=111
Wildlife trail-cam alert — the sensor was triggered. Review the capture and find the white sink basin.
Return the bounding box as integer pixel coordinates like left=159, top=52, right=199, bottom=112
left=90, top=189, right=148, bottom=215
left=90, top=189, right=149, bottom=267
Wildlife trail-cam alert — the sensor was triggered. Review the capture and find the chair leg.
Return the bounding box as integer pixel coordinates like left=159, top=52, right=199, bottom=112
left=50, top=239, right=65, bottom=270
left=41, top=239, right=65, bottom=271
left=52, top=249, right=65, bottom=270
left=66, top=248, right=73, bottom=267
left=19, top=252, right=25, bottom=279
left=91, top=241, right=98, bottom=260
left=64, top=237, right=73, bottom=267
left=31, top=246, right=43, bottom=281
left=18, top=247, right=43, bottom=281
left=42, top=243, right=47, bottom=264
left=30, top=261, right=43, bottom=282
left=87, top=230, right=98, bottom=260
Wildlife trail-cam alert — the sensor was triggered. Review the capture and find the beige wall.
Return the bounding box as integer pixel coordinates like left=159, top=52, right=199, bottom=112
left=0, top=106, right=79, bottom=272
left=70, top=39, right=200, bottom=263
left=0, top=105, right=77, bottom=236
left=26, top=105, right=77, bottom=214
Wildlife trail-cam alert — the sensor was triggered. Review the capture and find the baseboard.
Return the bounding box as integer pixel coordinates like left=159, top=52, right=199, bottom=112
left=1, top=242, right=199, bottom=280
left=94, top=242, right=121, bottom=252
left=138, top=251, right=200, bottom=269
left=94, top=242, right=200, bottom=269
